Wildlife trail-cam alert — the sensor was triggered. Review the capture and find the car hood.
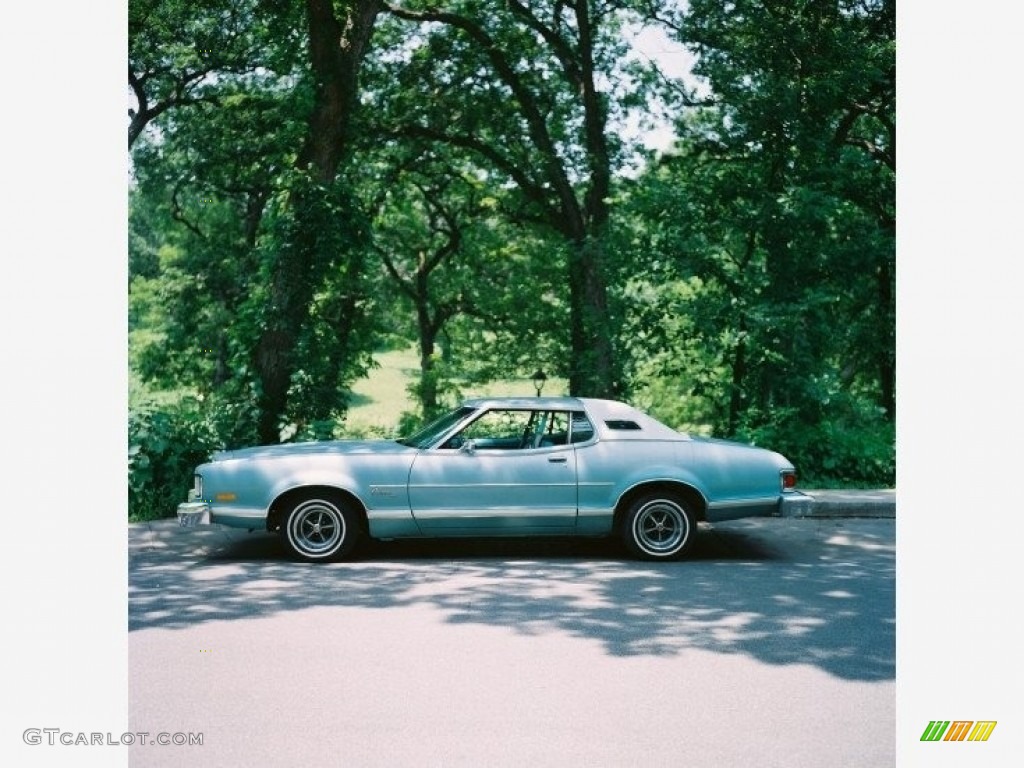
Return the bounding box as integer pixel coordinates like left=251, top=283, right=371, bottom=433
left=212, top=439, right=414, bottom=462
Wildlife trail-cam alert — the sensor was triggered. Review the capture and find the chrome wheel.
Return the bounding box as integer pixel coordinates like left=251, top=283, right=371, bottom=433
left=623, top=494, right=695, bottom=560
left=283, top=497, right=351, bottom=561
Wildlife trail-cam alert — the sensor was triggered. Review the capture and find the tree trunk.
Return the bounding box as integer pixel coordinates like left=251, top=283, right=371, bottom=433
left=418, top=321, right=439, bottom=418
left=877, top=256, right=895, bottom=420
left=298, top=0, right=381, bottom=180
left=728, top=321, right=747, bottom=435
left=414, top=252, right=440, bottom=417
left=567, top=235, right=616, bottom=398
left=385, top=1, right=619, bottom=400
left=253, top=0, right=381, bottom=444
left=567, top=0, right=616, bottom=398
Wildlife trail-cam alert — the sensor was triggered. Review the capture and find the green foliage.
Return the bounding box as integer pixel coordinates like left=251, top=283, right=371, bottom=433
left=394, top=410, right=428, bottom=440
left=128, top=398, right=221, bottom=521
left=736, top=400, right=896, bottom=489
left=609, top=0, right=894, bottom=487
left=632, top=356, right=894, bottom=488
left=367, top=1, right=663, bottom=397
left=257, top=169, right=376, bottom=429
left=128, top=0, right=896, bottom=499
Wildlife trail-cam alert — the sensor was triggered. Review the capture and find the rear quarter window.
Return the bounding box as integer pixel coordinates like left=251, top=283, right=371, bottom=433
left=570, top=412, right=595, bottom=443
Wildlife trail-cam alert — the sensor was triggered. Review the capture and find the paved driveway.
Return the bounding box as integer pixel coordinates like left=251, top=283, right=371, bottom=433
left=129, top=518, right=894, bottom=767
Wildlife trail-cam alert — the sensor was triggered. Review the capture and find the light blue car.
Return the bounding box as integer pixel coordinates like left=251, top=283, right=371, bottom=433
left=178, top=397, right=798, bottom=561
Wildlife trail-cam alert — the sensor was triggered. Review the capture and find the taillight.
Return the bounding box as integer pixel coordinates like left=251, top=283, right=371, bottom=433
left=781, top=471, right=797, bottom=490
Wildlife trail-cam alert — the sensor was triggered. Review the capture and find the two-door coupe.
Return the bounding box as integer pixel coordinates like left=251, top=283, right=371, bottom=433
left=177, top=397, right=799, bottom=561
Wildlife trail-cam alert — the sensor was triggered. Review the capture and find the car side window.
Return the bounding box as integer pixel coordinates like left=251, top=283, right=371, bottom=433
left=439, top=408, right=594, bottom=449
left=534, top=411, right=570, bottom=448
left=569, top=411, right=595, bottom=444
left=442, top=409, right=537, bottom=450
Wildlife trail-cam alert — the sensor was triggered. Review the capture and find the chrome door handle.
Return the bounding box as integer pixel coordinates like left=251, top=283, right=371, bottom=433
left=548, top=456, right=568, bottom=463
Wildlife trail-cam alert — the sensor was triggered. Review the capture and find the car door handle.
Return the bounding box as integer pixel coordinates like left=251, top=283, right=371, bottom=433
left=548, top=456, right=568, bottom=463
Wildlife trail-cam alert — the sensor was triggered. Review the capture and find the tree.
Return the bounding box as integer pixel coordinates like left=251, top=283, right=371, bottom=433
left=364, top=143, right=568, bottom=418
left=617, top=0, right=895, bottom=483
left=129, top=74, right=308, bottom=442
left=680, top=0, right=895, bottom=419
left=128, top=0, right=300, bottom=147
left=251, top=0, right=383, bottom=443
left=128, top=0, right=895, bottom=490
left=374, top=1, right=659, bottom=397
left=130, top=0, right=385, bottom=444
left=369, top=150, right=478, bottom=417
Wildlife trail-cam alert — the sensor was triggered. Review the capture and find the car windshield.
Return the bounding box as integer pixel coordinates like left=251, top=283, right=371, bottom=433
left=396, top=406, right=477, bottom=449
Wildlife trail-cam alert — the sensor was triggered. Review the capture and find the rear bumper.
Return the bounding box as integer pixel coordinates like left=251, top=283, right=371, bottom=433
left=778, top=491, right=814, bottom=517
left=177, top=501, right=212, bottom=527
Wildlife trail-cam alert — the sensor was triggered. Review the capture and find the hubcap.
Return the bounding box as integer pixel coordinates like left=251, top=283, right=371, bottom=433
left=289, top=501, right=345, bottom=555
left=634, top=500, right=688, bottom=554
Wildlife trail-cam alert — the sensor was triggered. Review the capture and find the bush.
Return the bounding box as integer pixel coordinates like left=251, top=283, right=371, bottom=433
left=738, top=404, right=895, bottom=489
left=129, top=398, right=221, bottom=521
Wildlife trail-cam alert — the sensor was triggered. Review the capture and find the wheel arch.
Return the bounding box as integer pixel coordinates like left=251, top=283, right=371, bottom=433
left=613, top=480, right=708, bottom=531
left=267, top=485, right=369, bottom=535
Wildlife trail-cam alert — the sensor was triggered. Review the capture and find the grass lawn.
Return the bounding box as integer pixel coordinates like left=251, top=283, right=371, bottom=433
left=344, top=346, right=568, bottom=433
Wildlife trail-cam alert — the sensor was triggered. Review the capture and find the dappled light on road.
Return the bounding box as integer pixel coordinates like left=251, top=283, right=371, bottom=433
left=129, top=518, right=894, bottom=682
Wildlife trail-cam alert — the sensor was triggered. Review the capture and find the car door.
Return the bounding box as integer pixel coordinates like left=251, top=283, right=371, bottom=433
left=407, top=408, right=578, bottom=534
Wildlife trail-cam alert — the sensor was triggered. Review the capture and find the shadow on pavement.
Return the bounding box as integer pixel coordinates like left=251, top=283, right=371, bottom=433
left=129, top=520, right=893, bottom=681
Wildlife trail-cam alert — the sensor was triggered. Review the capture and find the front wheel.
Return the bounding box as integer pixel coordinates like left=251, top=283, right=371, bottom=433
left=621, top=493, right=696, bottom=560
left=281, top=493, right=359, bottom=562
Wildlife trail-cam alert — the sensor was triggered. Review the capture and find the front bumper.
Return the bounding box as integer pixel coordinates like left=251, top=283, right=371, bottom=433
left=177, top=501, right=212, bottom=527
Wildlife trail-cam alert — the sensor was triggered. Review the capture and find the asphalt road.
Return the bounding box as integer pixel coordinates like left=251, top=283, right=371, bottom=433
left=129, top=517, right=895, bottom=767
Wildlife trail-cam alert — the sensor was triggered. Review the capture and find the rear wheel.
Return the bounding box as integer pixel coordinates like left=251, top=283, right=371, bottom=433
left=281, top=492, right=359, bottom=562
left=622, top=492, right=695, bottom=560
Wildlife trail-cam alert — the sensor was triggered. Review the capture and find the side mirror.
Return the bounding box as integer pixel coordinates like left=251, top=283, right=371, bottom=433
left=458, top=439, right=476, bottom=455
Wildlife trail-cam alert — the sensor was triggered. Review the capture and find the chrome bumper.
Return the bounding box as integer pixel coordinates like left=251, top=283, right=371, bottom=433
left=177, top=501, right=212, bottom=527
left=778, top=491, right=814, bottom=517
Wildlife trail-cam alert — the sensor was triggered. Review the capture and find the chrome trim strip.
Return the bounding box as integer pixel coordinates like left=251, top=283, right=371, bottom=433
left=413, top=507, right=577, bottom=519
left=410, top=483, right=577, bottom=490
left=706, top=496, right=780, bottom=510
left=368, top=509, right=417, bottom=520
left=577, top=507, right=614, bottom=518
left=210, top=505, right=266, bottom=520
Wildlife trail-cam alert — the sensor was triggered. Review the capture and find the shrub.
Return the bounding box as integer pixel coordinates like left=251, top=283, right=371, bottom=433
left=128, top=398, right=221, bottom=521
left=737, top=403, right=895, bottom=489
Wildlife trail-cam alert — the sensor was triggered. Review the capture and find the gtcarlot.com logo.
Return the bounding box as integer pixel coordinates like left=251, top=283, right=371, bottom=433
left=23, top=729, right=203, bottom=747
left=920, top=720, right=997, bottom=742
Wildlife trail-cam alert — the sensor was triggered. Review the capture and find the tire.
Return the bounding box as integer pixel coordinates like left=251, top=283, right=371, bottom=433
left=621, top=492, right=696, bottom=560
left=281, top=492, right=359, bottom=562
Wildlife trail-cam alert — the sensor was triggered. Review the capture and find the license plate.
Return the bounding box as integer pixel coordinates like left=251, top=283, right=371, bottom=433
left=177, top=505, right=211, bottom=527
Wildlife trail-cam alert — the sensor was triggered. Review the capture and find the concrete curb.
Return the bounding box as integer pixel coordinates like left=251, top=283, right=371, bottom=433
left=780, top=489, right=895, bottom=518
